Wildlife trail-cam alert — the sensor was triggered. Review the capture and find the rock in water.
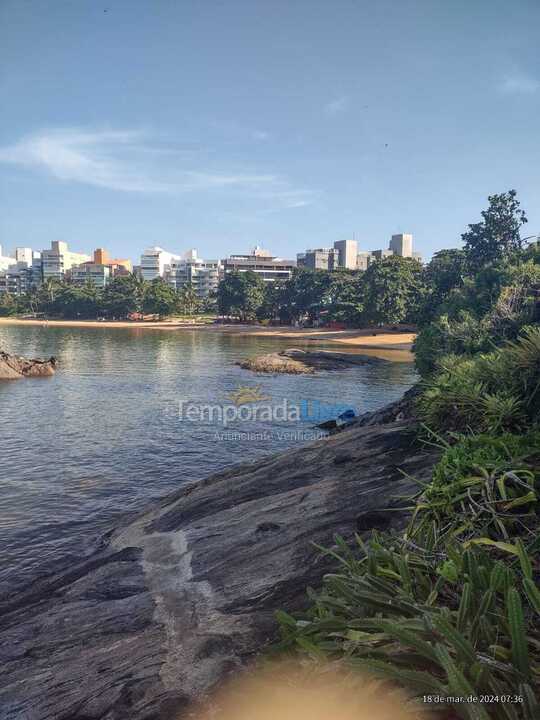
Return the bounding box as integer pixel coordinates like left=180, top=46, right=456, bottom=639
left=0, top=351, right=56, bottom=380
left=237, top=348, right=381, bottom=375
left=0, top=413, right=438, bottom=719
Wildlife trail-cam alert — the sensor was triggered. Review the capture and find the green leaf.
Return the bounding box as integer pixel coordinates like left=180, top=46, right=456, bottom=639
left=457, top=582, right=472, bottom=633
left=463, top=538, right=519, bottom=555
left=507, top=588, right=530, bottom=678
left=434, top=644, right=491, bottom=720
left=515, top=539, right=533, bottom=579
left=522, top=578, right=540, bottom=615
left=502, top=491, right=537, bottom=510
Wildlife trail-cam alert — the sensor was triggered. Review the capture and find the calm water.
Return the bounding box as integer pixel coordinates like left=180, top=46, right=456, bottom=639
left=0, top=326, right=416, bottom=596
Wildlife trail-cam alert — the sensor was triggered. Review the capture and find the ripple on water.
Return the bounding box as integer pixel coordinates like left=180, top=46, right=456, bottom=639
left=0, top=325, right=417, bottom=596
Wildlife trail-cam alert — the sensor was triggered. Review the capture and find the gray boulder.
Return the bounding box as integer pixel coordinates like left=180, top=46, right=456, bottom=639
left=0, top=413, right=438, bottom=720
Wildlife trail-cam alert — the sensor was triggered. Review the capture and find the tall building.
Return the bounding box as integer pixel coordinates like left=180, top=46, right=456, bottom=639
left=371, top=248, right=394, bottom=261
left=0, top=245, right=17, bottom=272
left=298, top=248, right=338, bottom=271
left=139, top=246, right=182, bottom=281
left=223, top=247, right=295, bottom=282
left=92, top=248, right=132, bottom=273
left=70, top=248, right=134, bottom=287
left=165, top=250, right=223, bottom=297
left=41, top=241, right=91, bottom=281
left=70, top=263, right=111, bottom=287
left=0, top=248, right=42, bottom=295
left=15, top=247, right=34, bottom=265
left=356, top=251, right=372, bottom=271
left=389, top=233, right=413, bottom=258
left=333, top=239, right=358, bottom=269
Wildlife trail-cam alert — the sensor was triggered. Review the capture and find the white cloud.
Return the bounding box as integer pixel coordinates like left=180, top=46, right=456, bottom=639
left=252, top=130, right=270, bottom=141
left=498, top=72, right=539, bottom=95
left=324, top=95, right=349, bottom=116
left=0, top=128, right=282, bottom=194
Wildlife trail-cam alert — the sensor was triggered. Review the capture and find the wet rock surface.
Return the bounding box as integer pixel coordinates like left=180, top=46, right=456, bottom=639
left=0, top=351, right=56, bottom=380
left=237, top=348, right=382, bottom=374
left=0, top=401, right=438, bottom=720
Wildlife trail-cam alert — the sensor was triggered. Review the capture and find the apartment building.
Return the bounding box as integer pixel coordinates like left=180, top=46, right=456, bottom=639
left=223, top=247, right=295, bottom=282
left=165, top=250, right=222, bottom=297
left=70, top=263, right=111, bottom=287
left=297, top=248, right=338, bottom=271
left=389, top=233, right=413, bottom=257
left=41, top=241, right=91, bottom=281
left=0, top=246, right=42, bottom=294
left=70, top=248, right=133, bottom=287
left=333, top=239, right=358, bottom=269
left=139, top=246, right=181, bottom=281
left=0, top=245, right=17, bottom=272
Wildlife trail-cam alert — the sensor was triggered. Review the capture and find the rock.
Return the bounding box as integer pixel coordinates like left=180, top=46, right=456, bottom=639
left=0, top=405, right=438, bottom=720
left=237, top=348, right=382, bottom=375
left=0, top=351, right=56, bottom=380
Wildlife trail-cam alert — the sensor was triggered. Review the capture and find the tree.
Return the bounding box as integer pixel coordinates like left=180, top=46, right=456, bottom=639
left=280, top=268, right=332, bottom=322
left=217, top=271, right=265, bottom=321
left=142, top=278, right=178, bottom=319
left=52, top=281, right=102, bottom=319
left=102, top=274, right=143, bottom=319
left=178, top=283, right=200, bottom=315
left=325, top=271, right=364, bottom=325
left=361, top=256, right=426, bottom=325
left=421, top=249, right=467, bottom=321
left=462, top=190, right=527, bottom=271
left=0, top=292, right=17, bottom=317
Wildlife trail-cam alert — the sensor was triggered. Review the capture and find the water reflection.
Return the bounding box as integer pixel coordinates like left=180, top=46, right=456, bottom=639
left=0, top=325, right=416, bottom=596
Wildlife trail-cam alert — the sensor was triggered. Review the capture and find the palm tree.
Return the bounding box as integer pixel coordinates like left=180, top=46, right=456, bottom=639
left=178, top=283, right=200, bottom=315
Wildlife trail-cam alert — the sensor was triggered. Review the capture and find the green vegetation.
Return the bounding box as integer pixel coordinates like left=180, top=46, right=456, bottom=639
left=275, top=191, right=540, bottom=716
left=0, top=274, right=216, bottom=320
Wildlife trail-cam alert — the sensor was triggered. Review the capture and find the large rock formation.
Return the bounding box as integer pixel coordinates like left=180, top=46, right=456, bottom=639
left=237, top=348, right=381, bottom=374
left=0, top=406, right=438, bottom=720
left=0, top=351, right=56, bottom=380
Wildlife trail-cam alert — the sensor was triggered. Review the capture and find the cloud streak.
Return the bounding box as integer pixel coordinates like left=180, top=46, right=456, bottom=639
left=0, top=128, right=309, bottom=207
left=498, top=71, right=539, bottom=95
left=324, top=95, right=349, bottom=116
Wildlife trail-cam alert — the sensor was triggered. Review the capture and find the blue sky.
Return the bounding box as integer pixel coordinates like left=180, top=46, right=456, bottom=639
left=1, top=0, right=539, bottom=263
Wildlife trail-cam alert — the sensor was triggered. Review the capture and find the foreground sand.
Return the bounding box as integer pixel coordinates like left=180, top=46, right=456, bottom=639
left=0, top=317, right=415, bottom=360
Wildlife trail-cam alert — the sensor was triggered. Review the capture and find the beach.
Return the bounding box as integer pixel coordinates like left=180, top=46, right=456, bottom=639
left=0, top=317, right=415, bottom=357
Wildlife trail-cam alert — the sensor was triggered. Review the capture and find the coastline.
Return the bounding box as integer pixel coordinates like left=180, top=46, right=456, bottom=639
left=0, top=394, right=436, bottom=719
left=0, top=317, right=415, bottom=359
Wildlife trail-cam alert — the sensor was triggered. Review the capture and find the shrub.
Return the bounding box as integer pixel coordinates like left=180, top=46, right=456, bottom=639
left=275, top=432, right=540, bottom=719
left=414, top=313, right=493, bottom=376
left=417, top=328, right=540, bottom=434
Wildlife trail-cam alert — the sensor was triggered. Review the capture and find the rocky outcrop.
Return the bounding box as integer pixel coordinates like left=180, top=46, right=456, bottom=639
left=237, top=348, right=382, bottom=374
left=0, top=407, right=438, bottom=720
left=0, top=351, right=56, bottom=380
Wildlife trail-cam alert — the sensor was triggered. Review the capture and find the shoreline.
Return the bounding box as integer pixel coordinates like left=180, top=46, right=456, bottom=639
left=0, top=394, right=436, bottom=718
left=0, top=317, right=415, bottom=358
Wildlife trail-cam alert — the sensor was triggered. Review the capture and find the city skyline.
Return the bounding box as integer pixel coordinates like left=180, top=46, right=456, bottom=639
left=1, top=1, right=539, bottom=262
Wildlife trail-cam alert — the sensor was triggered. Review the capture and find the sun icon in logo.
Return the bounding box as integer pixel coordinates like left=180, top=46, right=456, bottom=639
left=226, top=385, right=271, bottom=406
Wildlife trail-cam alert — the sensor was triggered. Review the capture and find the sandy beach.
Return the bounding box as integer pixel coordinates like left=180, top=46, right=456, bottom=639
left=0, top=317, right=416, bottom=360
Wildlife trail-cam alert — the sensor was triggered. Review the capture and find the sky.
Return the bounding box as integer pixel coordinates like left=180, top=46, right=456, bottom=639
left=1, top=0, right=539, bottom=263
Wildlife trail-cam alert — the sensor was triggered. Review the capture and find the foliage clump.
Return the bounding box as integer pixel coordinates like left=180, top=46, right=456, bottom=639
left=275, top=192, right=540, bottom=717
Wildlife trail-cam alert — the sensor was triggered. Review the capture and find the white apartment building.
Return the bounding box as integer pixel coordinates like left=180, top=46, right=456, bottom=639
left=0, top=245, right=17, bottom=272
left=166, top=257, right=222, bottom=297
left=41, top=241, right=91, bottom=281
left=139, top=246, right=182, bottom=281
left=70, top=263, right=111, bottom=288
left=0, top=246, right=42, bottom=294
